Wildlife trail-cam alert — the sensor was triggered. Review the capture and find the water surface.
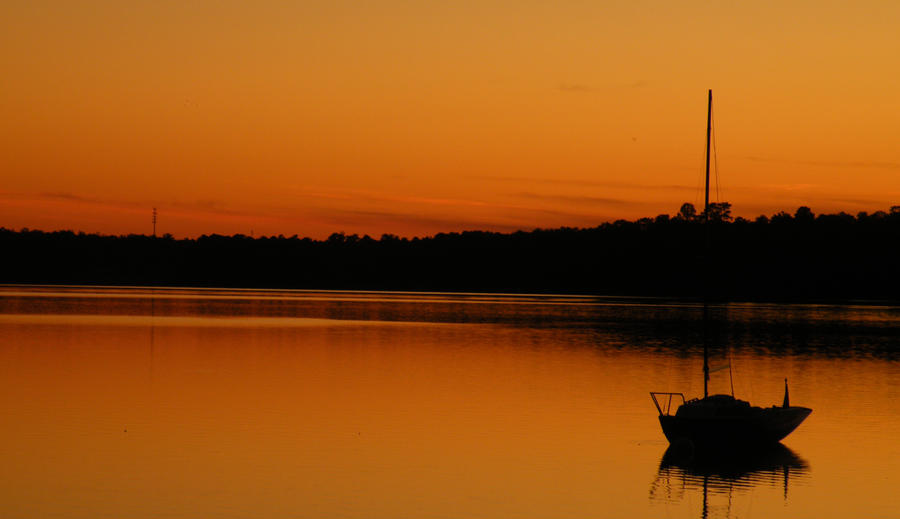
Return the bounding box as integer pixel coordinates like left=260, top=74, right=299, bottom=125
left=1, top=286, right=898, bottom=518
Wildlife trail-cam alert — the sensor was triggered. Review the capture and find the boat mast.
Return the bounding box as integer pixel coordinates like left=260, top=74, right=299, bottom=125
left=703, top=89, right=712, bottom=399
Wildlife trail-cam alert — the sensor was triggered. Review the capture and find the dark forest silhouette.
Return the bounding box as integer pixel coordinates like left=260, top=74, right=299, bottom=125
left=2, top=204, right=899, bottom=301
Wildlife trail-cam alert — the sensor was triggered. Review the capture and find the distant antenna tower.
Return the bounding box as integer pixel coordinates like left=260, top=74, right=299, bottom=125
left=152, top=207, right=158, bottom=237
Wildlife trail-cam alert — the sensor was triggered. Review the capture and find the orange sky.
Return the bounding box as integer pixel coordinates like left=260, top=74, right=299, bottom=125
left=2, top=1, right=898, bottom=238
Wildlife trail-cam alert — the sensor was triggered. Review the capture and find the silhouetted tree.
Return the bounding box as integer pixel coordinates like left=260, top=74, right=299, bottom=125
left=703, top=202, right=733, bottom=223
left=676, top=203, right=697, bottom=221
left=770, top=211, right=793, bottom=224
left=794, top=206, right=814, bottom=223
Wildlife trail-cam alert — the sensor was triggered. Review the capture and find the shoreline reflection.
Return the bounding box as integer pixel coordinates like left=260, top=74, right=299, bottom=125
left=650, top=444, right=810, bottom=518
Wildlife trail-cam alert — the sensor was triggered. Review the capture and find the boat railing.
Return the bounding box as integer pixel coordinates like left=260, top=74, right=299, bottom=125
left=650, top=392, right=685, bottom=416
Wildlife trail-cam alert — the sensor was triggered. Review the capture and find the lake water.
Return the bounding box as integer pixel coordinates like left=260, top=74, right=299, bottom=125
left=1, top=286, right=898, bottom=518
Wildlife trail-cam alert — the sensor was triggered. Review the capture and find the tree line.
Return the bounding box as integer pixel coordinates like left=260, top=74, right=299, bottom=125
left=2, top=204, right=898, bottom=301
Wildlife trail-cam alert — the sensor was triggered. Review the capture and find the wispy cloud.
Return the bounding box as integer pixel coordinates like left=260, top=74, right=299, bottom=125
left=558, top=79, right=650, bottom=93
left=303, top=193, right=636, bottom=236
left=734, top=184, right=894, bottom=207
left=168, top=199, right=265, bottom=219
left=37, top=191, right=150, bottom=209
left=821, top=196, right=885, bottom=207
left=473, top=174, right=695, bottom=192
left=746, top=156, right=900, bottom=170
left=313, top=208, right=530, bottom=235
left=40, top=192, right=96, bottom=202
left=756, top=183, right=818, bottom=192
left=295, top=187, right=489, bottom=209
left=14, top=191, right=276, bottom=222
left=515, top=192, right=632, bottom=206
left=559, top=83, right=595, bottom=92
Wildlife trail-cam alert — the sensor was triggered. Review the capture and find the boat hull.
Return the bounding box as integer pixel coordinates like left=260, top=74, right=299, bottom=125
left=659, top=406, right=812, bottom=447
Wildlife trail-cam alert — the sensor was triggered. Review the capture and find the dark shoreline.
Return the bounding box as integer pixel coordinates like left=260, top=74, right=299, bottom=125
left=3, top=205, right=899, bottom=303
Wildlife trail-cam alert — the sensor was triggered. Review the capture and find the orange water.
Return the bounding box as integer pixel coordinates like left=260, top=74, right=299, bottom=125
left=1, top=287, right=898, bottom=518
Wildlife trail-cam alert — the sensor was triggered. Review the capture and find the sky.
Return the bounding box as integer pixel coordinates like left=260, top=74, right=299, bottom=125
left=2, top=1, right=898, bottom=238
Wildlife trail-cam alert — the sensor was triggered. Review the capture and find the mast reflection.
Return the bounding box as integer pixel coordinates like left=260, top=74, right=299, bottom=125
left=650, top=443, right=810, bottom=518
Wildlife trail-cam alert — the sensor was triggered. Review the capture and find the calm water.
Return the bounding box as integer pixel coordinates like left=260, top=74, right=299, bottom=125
left=1, top=286, right=898, bottom=518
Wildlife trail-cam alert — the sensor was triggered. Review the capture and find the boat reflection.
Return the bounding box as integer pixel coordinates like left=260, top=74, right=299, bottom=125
left=649, top=443, right=810, bottom=518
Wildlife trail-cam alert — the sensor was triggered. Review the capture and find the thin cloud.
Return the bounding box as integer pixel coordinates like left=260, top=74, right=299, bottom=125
left=168, top=199, right=263, bottom=219
left=473, top=174, right=695, bottom=191
left=37, top=191, right=151, bottom=209
left=23, top=191, right=274, bottom=221
left=822, top=196, right=886, bottom=207
left=40, top=192, right=95, bottom=202
left=558, top=79, right=649, bottom=93
left=295, top=187, right=489, bottom=209
left=316, top=208, right=529, bottom=235
left=756, top=183, right=818, bottom=192
left=733, top=184, right=893, bottom=207
left=311, top=198, right=630, bottom=236
left=559, top=83, right=595, bottom=92
left=282, top=187, right=620, bottom=231
left=746, top=156, right=900, bottom=170
left=31, top=191, right=147, bottom=211
left=515, top=192, right=632, bottom=206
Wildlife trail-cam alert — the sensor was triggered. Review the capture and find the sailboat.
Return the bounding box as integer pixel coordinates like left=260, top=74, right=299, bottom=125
left=650, top=90, right=811, bottom=448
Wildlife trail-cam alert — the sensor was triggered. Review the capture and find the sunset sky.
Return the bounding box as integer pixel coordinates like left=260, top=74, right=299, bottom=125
left=2, top=1, right=898, bottom=238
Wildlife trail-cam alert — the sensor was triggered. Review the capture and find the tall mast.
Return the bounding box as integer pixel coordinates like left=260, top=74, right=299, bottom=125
left=703, top=89, right=712, bottom=399
left=705, top=90, right=711, bottom=226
